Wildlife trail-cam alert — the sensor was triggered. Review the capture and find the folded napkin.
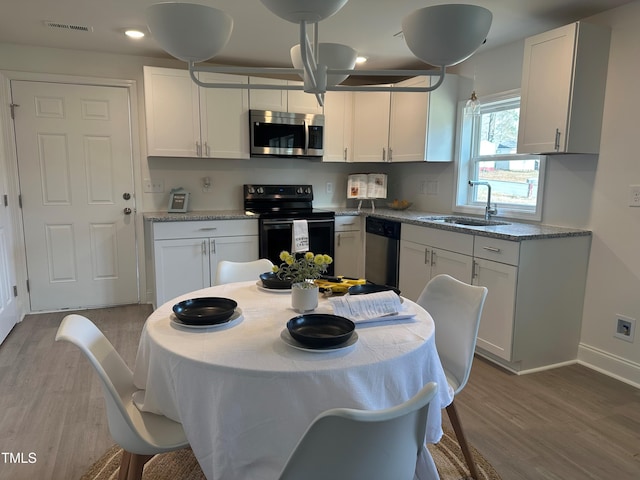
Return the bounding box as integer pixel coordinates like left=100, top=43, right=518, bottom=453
left=329, top=290, right=416, bottom=324
left=292, top=219, right=309, bottom=253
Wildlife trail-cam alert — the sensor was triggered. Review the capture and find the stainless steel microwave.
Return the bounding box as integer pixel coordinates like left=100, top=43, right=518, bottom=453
left=249, top=109, right=324, bottom=158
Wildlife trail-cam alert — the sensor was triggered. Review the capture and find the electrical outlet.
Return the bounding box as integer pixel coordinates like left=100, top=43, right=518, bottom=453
left=326, top=182, right=333, bottom=194
left=614, top=314, right=636, bottom=342
left=629, top=185, right=640, bottom=207
left=143, top=179, right=164, bottom=193
left=419, top=181, right=426, bottom=195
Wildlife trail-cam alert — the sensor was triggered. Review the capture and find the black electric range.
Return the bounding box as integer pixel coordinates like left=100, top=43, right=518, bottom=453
left=244, top=184, right=335, bottom=273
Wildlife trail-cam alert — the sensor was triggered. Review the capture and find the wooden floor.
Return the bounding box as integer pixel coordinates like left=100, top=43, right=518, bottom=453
left=0, top=304, right=638, bottom=479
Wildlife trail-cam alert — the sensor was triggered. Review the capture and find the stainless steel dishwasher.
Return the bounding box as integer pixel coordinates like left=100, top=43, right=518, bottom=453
left=365, top=217, right=401, bottom=287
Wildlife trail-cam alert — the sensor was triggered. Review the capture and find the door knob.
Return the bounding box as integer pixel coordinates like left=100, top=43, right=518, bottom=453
left=123, top=192, right=131, bottom=200
left=124, top=207, right=132, bottom=215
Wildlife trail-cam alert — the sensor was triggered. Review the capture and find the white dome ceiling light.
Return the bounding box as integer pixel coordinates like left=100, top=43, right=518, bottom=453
left=146, top=3, right=233, bottom=63
left=290, top=43, right=357, bottom=88
left=145, top=1, right=492, bottom=106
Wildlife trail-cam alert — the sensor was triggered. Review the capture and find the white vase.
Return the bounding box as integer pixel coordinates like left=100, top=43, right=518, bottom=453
left=291, top=282, right=319, bottom=313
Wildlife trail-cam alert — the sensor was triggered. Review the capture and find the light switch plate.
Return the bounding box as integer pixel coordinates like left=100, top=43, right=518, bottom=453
left=144, top=178, right=164, bottom=193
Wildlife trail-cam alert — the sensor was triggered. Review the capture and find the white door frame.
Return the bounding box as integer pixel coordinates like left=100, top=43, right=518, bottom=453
left=0, top=70, right=146, bottom=314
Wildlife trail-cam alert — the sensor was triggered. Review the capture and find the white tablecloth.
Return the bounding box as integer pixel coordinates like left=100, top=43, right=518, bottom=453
left=133, top=281, right=453, bottom=480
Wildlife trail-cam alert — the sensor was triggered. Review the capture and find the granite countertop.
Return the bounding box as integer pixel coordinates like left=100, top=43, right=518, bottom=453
left=144, top=210, right=253, bottom=221
left=143, top=208, right=591, bottom=241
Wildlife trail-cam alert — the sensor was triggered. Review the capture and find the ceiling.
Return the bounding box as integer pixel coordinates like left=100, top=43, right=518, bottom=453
left=0, top=0, right=634, bottom=71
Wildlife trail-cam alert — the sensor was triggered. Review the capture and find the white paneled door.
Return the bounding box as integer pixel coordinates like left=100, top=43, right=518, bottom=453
left=0, top=122, right=18, bottom=342
left=11, top=81, right=138, bottom=311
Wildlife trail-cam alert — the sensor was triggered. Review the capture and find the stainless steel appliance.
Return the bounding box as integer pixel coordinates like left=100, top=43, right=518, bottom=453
left=244, top=184, right=335, bottom=275
left=249, top=110, right=324, bottom=158
left=365, top=217, right=401, bottom=287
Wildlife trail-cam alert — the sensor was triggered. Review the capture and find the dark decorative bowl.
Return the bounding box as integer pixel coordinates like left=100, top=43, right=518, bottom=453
left=172, top=297, right=237, bottom=325
left=287, top=314, right=355, bottom=348
left=259, top=272, right=292, bottom=290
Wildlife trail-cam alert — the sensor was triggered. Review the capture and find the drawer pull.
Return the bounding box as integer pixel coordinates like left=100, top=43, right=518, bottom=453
left=199, top=227, right=218, bottom=231
left=483, top=246, right=502, bottom=253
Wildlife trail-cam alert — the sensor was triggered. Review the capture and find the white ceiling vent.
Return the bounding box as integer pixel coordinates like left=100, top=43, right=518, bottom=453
left=43, top=21, right=93, bottom=33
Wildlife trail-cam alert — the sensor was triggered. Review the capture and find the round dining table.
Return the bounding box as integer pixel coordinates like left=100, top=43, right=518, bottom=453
left=133, top=280, right=453, bottom=480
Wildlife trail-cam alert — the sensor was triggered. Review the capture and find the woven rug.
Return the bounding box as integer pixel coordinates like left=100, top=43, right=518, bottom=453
left=81, top=428, right=501, bottom=480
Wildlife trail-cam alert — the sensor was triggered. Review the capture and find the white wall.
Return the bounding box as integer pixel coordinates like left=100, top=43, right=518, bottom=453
left=572, top=2, right=640, bottom=386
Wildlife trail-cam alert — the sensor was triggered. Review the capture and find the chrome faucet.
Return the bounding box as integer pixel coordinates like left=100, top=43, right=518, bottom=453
left=468, top=180, right=498, bottom=221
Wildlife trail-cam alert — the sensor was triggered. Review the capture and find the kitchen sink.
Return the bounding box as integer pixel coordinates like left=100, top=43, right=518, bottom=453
left=421, top=216, right=511, bottom=227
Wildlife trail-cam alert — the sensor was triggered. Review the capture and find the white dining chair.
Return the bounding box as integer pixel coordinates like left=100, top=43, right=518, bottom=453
left=214, top=258, right=274, bottom=285
left=417, top=274, right=488, bottom=480
left=278, top=382, right=439, bottom=480
left=55, top=314, right=189, bottom=480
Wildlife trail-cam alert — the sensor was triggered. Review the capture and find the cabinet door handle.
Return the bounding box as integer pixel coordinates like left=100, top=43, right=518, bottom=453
left=472, top=260, right=478, bottom=279
left=337, top=233, right=341, bottom=247
left=388, top=147, right=393, bottom=162
left=344, top=148, right=347, bottom=161
left=199, top=227, right=217, bottom=231
left=431, top=250, right=436, bottom=266
left=554, top=128, right=561, bottom=151
left=210, top=239, right=216, bottom=254
left=482, top=246, right=502, bottom=253
left=196, top=141, right=202, bottom=157
left=201, top=240, right=206, bottom=255
left=204, top=142, right=210, bottom=157
left=424, top=248, right=429, bottom=265
left=382, top=147, right=386, bottom=161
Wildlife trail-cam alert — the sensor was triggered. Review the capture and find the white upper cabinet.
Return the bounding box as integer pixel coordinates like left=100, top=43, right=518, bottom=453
left=199, top=72, right=249, bottom=159
left=352, top=75, right=458, bottom=163
left=248, top=78, right=323, bottom=114
left=287, top=81, right=324, bottom=114
left=389, top=75, right=458, bottom=163
left=144, top=66, right=200, bottom=157
left=144, top=66, right=249, bottom=158
left=517, top=22, right=611, bottom=154
left=322, top=90, right=354, bottom=162
left=352, top=90, right=392, bottom=162
left=248, top=77, right=288, bottom=111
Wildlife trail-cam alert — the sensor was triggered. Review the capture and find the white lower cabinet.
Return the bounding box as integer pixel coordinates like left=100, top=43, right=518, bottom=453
left=471, top=234, right=591, bottom=372
left=473, top=257, right=518, bottom=361
left=398, top=223, right=591, bottom=372
left=151, top=220, right=259, bottom=306
left=334, top=216, right=363, bottom=278
left=399, top=224, right=473, bottom=301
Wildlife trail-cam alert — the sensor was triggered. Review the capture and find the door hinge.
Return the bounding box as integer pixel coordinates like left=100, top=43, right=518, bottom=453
left=3, top=194, right=7, bottom=207
left=10, top=103, right=19, bottom=119
left=13, top=285, right=18, bottom=297
left=26, top=279, right=30, bottom=293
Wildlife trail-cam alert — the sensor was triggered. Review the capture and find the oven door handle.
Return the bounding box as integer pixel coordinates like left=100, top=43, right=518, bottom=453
left=261, top=218, right=334, bottom=226
left=304, top=120, right=309, bottom=154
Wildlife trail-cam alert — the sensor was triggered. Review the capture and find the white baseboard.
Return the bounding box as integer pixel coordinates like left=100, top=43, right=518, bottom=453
left=578, top=343, right=640, bottom=390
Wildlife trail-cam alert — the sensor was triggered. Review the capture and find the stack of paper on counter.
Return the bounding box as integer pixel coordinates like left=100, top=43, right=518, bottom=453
left=328, top=290, right=417, bottom=324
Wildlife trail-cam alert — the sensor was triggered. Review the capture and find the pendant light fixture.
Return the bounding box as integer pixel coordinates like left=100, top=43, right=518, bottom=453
left=145, top=1, right=493, bottom=106
left=464, top=91, right=481, bottom=116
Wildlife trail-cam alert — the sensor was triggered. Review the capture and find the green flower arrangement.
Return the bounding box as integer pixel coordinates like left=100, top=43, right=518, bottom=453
left=273, top=250, right=333, bottom=288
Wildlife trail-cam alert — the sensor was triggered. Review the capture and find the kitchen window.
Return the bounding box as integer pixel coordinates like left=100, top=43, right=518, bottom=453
left=455, top=90, right=545, bottom=221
